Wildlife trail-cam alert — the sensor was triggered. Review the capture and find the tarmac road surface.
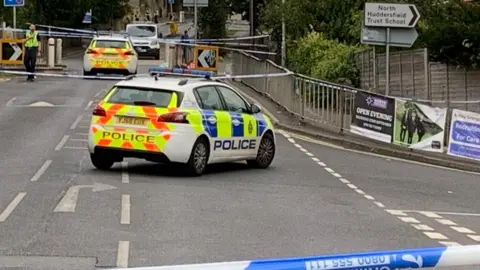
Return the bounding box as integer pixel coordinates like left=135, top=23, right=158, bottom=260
left=0, top=57, right=479, bottom=269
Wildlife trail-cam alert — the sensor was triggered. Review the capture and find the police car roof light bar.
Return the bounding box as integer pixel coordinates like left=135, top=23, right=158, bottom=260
left=148, top=67, right=215, bottom=78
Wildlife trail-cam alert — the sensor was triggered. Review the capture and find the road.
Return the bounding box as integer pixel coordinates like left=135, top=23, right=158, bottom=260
left=0, top=57, right=479, bottom=269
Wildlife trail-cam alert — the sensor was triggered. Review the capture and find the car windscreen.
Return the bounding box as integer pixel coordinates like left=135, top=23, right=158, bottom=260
left=107, top=86, right=183, bottom=107
left=126, top=25, right=156, bottom=37
left=94, top=40, right=129, bottom=49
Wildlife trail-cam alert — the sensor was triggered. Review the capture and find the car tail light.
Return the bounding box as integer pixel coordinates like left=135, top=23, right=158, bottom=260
left=124, top=50, right=135, bottom=56
left=87, top=49, right=97, bottom=54
left=92, top=105, right=107, bottom=117
left=157, top=112, right=189, bottom=123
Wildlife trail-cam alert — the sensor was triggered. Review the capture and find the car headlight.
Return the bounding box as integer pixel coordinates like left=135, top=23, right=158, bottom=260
left=151, top=41, right=158, bottom=46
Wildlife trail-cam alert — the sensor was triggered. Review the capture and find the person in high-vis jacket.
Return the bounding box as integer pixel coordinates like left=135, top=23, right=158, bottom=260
left=24, top=24, right=40, bottom=82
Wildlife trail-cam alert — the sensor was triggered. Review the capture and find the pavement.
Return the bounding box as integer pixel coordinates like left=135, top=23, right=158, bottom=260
left=0, top=56, right=479, bottom=269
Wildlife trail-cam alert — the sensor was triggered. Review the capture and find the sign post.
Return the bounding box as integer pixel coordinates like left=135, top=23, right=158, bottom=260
left=363, top=3, right=420, bottom=96
left=4, top=0, right=25, bottom=37
left=193, top=45, right=218, bottom=72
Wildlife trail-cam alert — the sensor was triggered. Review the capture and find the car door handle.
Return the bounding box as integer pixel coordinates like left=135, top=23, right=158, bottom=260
left=207, top=116, right=217, bottom=124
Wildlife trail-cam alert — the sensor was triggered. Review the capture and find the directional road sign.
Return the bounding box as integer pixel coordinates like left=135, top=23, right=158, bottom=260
left=361, top=26, right=418, bottom=48
left=4, top=0, right=24, bottom=7
left=1, top=39, right=24, bottom=64
left=194, top=45, right=218, bottom=71
left=364, top=3, right=420, bottom=28
left=183, top=0, right=208, bottom=7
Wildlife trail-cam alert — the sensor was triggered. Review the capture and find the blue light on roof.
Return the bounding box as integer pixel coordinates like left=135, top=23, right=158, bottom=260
left=148, top=67, right=215, bottom=77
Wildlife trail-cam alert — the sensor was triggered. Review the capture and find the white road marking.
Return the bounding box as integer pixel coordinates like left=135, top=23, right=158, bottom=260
left=84, top=100, right=93, bottom=110
left=332, top=173, right=342, bottom=178
left=439, top=241, right=461, bottom=246
left=78, top=125, right=90, bottom=129
left=121, top=195, right=130, bottom=225
left=293, top=144, right=302, bottom=148
left=346, top=184, right=357, bottom=189
left=398, top=217, right=420, bottom=223
left=306, top=152, right=314, bottom=156
left=431, top=211, right=480, bottom=217
left=364, top=195, right=375, bottom=200
left=70, top=115, right=83, bottom=130
left=30, top=160, right=52, bottom=182
left=317, top=162, right=326, bottom=166
left=374, top=202, right=385, bottom=208
left=436, top=219, right=458, bottom=226
left=385, top=210, right=407, bottom=216
left=76, top=133, right=89, bottom=136
left=450, top=226, right=476, bottom=234
left=355, top=189, right=366, bottom=195
left=121, top=161, right=129, bottom=184
left=287, top=138, right=295, bottom=143
left=411, top=224, right=434, bottom=231
left=311, top=157, right=320, bottom=162
left=324, top=167, right=334, bottom=173
left=423, top=232, right=449, bottom=240
left=418, top=211, right=443, bottom=218
left=5, top=97, right=16, bottom=107
left=64, top=146, right=87, bottom=150
left=116, top=241, right=130, bottom=267
left=0, top=193, right=26, bottom=222
left=339, top=178, right=350, bottom=184
left=55, top=135, right=69, bottom=151
left=468, top=235, right=480, bottom=241
left=299, top=148, right=307, bottom=152
left=94, top=90, right=106, bottom=97
left=70, top=138, right=88, bottom=142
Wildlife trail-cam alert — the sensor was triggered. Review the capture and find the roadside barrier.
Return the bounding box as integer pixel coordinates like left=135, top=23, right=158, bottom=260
left=106, top=245, right=480, bottom=270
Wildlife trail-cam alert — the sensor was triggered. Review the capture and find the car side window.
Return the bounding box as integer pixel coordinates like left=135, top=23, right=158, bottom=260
left=216, top=86, right=249, bottom=113
left=194, top=86, right=224, bottom=110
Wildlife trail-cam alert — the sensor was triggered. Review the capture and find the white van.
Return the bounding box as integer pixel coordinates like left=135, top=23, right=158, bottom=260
left=126, top=22, right=162, bottom=59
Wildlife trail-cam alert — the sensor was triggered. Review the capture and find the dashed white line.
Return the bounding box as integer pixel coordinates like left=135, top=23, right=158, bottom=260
left=78, top=125, right=90, bottom=129
left=121, top=195, right=130, bottom=225
left=398, top=217, right=420, bottom=223
left=354, top=189, right=366, bottom=195
left=30, top=160, right=52, bottom=182
left=299, top=148, right=308, bottom=152
left=439, top=241, right=461, bottom=246
left=287, top=138, right=295, bottom=143
left=84, top=100, right=93, bottom=110
left=293, top=143, right=302, bottom=148
left=75, top=133, right=89, bottom=136
left=450, top=226, right=476, bottom=234
left=411, top=224, right=434, bottom=231
left=385, top=210, right=407, bottom=216
left=70, top=138, right=88, bottom=142
left=116, top=241, right=130, bottom=267
left=311, top=157, right=320, bottom=162
left=94, top=90, right=105, bottom=97
left=374, top=202, right=385, bottom=208
left=339, top=178, right=350, bottom=184
left=324, top=167, right=334, bottom=173
left=121, top=161, right=129, bottom=184
left=317, top=162, right=326, bottom=167
left=346, top=183, right=357, bottom=189
left=70, top=116, right=83, bottom=130
left=63, top=146, right=87, bottom=150
left=423, top=232, right=449, bottom=240
left=364, top=195, right=375, bottom=200
left=0, top=192, right=26, bottom=222
left=436, top=219, right=457, bottom=226
left=55, top=135, right=69, bottom=151
left=331, top=173, right=342, bottom=178
left=419, top=211, right=443, bottom=218
left=305, top=152, right=314, bottom=156
left=467, top=235, right=480, bottom=241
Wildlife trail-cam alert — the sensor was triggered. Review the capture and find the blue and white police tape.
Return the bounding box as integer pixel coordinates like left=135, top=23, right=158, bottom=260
left=0, top=69, right=292, bottom=81
left=107, top=245, right=480, bottom=270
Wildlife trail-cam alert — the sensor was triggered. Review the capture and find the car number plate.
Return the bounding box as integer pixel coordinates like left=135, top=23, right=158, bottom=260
left=95, top=60, right=120, bottom=66
left=116, top=116, right=148, bottom=125
left=137, top=48, right=147, bottom=52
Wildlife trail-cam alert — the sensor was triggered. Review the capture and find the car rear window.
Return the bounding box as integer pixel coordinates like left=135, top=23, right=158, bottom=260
left=94, top=40, right=129, bottom=49
left=106, top=86, right=183, bottom=107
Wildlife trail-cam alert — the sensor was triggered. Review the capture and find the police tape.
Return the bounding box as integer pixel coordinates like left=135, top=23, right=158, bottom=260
left=0, top=69, right=292, bottom=80
left=106, top=245, right=480, bottom=270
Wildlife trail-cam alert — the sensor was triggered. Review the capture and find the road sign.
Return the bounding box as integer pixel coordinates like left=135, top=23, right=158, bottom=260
left=183, top=0, right=208, bottom=7
left=361, top=26, right=418, bottom=48
left=53, top=183, right=117, bottom=212
left=364, top=3, right=420, bottom=28
left=168, top=0, right=174, bottom=4
left=4, top=0, right=24, bottom=7
left=82, top=10, right=92, bottom=24
left=0, top=39, right=24, bottom=64
left=194, top=45, right=218, bottom=71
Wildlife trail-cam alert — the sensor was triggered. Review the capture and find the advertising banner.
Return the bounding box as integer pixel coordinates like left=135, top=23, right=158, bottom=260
left=392, top=99, right=446, bottom=152
left=447, top=109, right=480, bottom=161
left=350, top=91, right=395, bottom=143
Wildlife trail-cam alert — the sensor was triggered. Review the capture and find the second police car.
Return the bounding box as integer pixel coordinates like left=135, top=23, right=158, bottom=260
left=83, top=35, right=139, bottom=76
left=88, top=72, right=276, bottom=176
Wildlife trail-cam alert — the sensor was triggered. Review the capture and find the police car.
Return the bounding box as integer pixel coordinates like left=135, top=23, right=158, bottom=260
left=83, top=35, right=139, bottom=76
left=88, top=71, right=276, bottom=176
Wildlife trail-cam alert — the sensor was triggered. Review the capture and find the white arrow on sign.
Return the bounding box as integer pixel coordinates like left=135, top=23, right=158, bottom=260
left=364, top=3, right=420, bottom=28
left=9, top=42, right=22, bottom=61
left=198, top=50, right=210, bottom=67
left=54, top=182, right=117, bottom=213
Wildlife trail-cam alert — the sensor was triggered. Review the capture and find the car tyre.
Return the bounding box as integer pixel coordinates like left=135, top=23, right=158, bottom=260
left=185, top=137, right=209, bottom=176
left=90, top=153, right=115, bottom=170
left=247, top=132, right=275, bottom=169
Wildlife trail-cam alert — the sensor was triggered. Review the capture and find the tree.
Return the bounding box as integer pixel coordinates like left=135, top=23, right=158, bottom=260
left=198, top=0, right=229, bottom=38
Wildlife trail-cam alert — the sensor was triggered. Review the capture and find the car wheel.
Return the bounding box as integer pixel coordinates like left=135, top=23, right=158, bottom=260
left=247, top=132, right=275, bottom=169
left=185, top=137, right=209, bottom=176
left=90, top=153, right=115, bottom=170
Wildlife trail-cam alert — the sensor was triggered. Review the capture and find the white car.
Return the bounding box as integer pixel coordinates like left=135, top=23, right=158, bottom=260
left=87, top=73, right=276, bottom=176
left=83, top=35, right=138, bottom=76
left=126, top=22, right=161, bottom=59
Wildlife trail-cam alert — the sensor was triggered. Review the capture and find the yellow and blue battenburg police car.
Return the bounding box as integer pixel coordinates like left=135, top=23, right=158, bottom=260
left=88, top=68, right=276, bottom=176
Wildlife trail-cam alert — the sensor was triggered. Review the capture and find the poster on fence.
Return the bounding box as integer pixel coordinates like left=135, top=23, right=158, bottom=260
left=350, top=91, right=395, bottom=143
left=392, top=99, right=446, bottom=152
left=447, top=109, right=480, bottom=161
